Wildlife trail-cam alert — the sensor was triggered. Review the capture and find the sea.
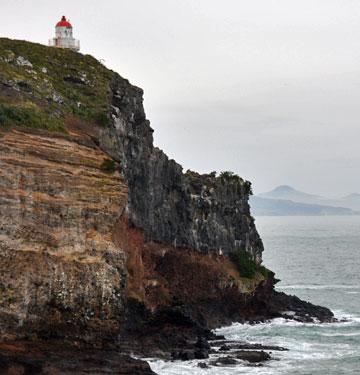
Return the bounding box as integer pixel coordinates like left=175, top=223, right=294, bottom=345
left=148, top=216, right=360, bottom=374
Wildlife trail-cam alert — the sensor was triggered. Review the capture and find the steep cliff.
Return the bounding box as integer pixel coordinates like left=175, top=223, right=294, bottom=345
left=0, top=38, right=333, bottom=373
left=100, top=75, right=263, bottom=261
left=0, top=127, right=128, bottom=340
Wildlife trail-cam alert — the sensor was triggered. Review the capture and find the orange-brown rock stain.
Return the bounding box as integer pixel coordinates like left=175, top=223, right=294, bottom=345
left=115, top=217, right=265, bottom=317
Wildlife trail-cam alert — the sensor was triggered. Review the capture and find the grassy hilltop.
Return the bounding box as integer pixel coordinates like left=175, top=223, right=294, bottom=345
left=0, top=38, right=116, bottom=132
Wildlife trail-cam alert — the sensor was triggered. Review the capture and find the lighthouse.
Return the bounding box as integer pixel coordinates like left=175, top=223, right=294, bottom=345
left=49, top=16, right=80, bottom=52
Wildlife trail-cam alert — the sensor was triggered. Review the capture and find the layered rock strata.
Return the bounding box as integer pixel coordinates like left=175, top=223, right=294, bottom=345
left=0, top=128, right=128, bottom=339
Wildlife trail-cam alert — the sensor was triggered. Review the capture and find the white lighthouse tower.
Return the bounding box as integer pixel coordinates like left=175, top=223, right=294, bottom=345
left=49, top=16, right=80, bottom=52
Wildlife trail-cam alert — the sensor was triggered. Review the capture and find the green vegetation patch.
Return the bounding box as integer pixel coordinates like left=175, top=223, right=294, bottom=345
left=219, top=171, right=253, bottom=195
left=229, top=249, right=268, bottom=279
left=100, top=158, right=116, bottom=173
left=0, top=38, right=115, bottom=131
left=0, top=102, right=65, bottom=132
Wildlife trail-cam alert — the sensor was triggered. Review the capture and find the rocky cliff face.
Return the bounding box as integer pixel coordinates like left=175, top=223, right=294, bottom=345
left=0, top=127, right=128, bottom=340
left=100, top=75, right=263, bottom=261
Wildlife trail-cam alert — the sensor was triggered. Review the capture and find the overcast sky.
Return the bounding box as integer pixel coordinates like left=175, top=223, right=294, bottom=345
left=1, top=0, right=359, bottom=196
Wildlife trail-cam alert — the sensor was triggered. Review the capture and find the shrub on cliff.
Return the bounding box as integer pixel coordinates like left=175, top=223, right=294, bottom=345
left=218, top=171, right=253, bottom=195
left=100, top=158, right=116, bottom=173
left=229, top=250, right=257, bottom=278
left=258, top=265, right=269, bottom=277
left=229, top=249, right=268, bottom=279
left=219, top=171, right=239, bottom=181
left=229, top=250, right=269, bottom=278
left=0, top=102, right=65, bottom=132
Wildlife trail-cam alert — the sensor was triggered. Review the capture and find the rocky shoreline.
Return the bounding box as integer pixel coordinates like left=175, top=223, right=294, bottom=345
left=0, top=302, right=333, bottom=375
left=0, top=263, right=335, bottom=374
left=0, top=340, right=155, bottom=374
left=116, top=283, right=334, bottom=373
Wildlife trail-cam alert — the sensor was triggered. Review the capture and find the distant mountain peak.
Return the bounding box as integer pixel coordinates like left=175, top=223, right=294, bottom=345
left=257, top=185, right=360, bottom=212
left=258, top=185, right=323, bottom=204
left=272, top=185, right=297, bottom=193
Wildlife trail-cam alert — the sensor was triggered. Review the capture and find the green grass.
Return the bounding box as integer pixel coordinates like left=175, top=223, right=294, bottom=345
left=229, top=249, right=268, bottom=279
left=0, top=102, right=65, bottom=132
left=0, top=37, right=116, bottom=131
left=258, top=265, right=269, bottom=277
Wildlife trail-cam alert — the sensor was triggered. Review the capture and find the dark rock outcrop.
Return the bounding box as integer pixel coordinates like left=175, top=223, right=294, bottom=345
left=0, top=340, right=155, bottom=375
left=217, top=341, right=288, bottom=351
left=268, top=291, right=335, bottom=323
left=210, top=356, right=239, bottom=366
left=233, top=350, right=271, bottom=363
left=99, top=75, right=263, bottom=262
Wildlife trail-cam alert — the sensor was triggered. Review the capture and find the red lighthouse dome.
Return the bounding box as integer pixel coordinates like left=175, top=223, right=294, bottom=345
left=56, top=16, right=72, bottom=28
left=49, top=15, right=80, bottom=51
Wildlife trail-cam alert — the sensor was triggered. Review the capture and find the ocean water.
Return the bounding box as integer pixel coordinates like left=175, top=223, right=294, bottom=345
left=149, top=216, right=360, bottom=374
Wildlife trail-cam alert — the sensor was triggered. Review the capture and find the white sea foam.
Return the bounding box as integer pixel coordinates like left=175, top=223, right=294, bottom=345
left=278, top=285, right=360, bottom=290
left=149, top=358, right=279, bottom=375
left=321, top=332, right=360, bottom=337
left=150, top=217, right=360, bottom=374
left=149, top=313, right=360, bottom=375
left=332, top=310, right=360, bottom=323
